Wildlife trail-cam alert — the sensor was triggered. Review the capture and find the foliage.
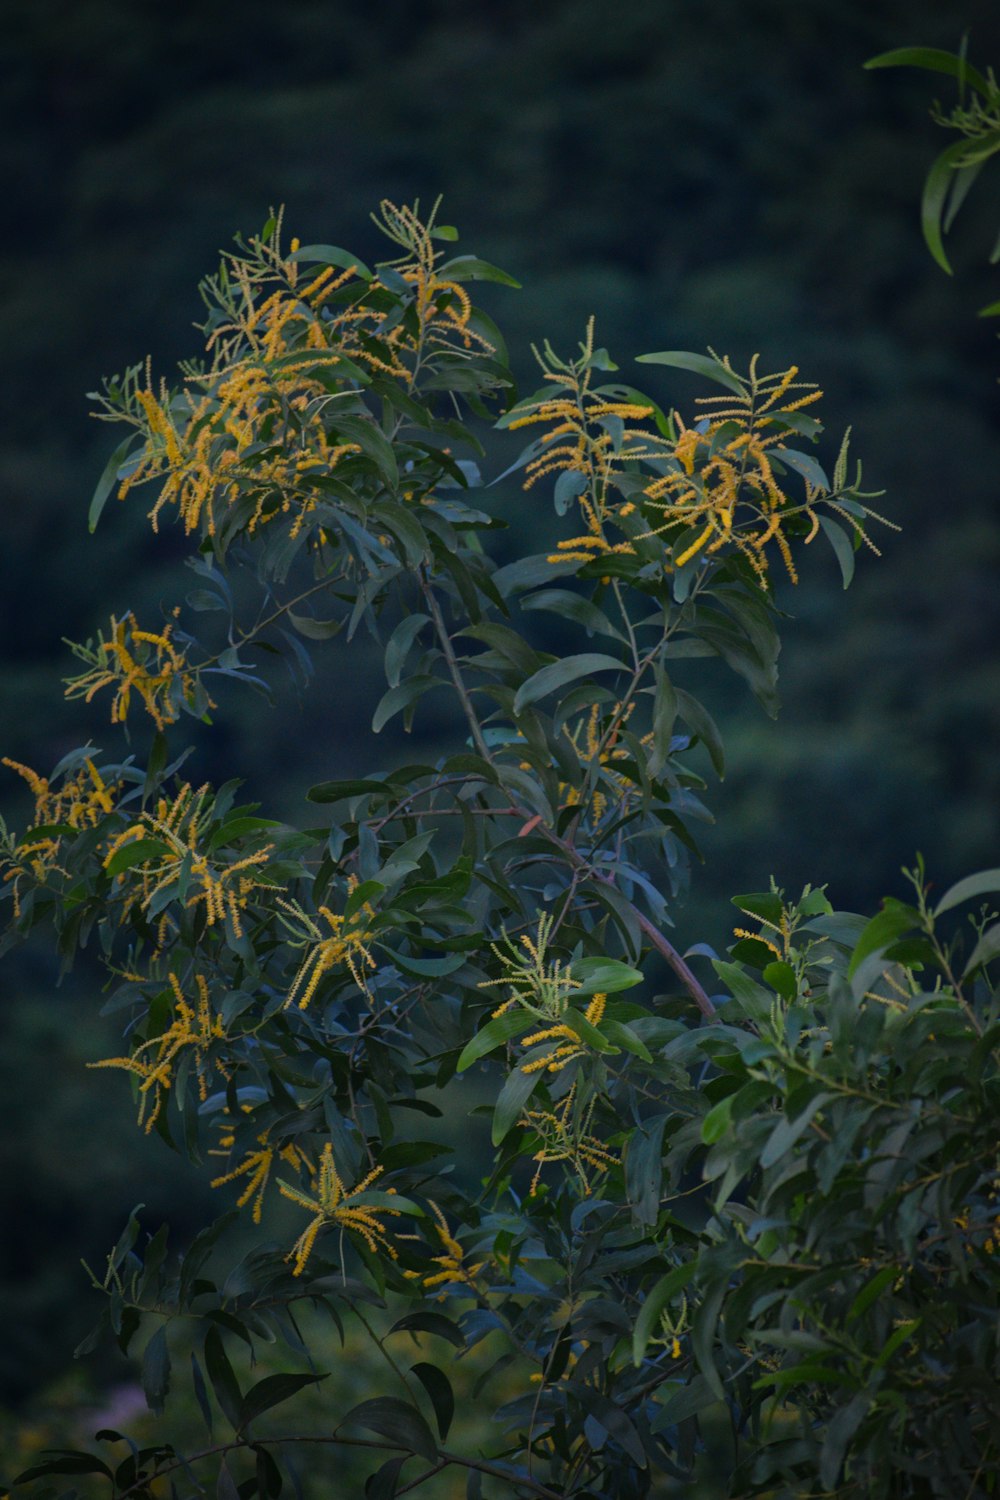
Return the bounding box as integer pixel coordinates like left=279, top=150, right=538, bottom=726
left=866, top=41, right=1000, bottom=308
left=1, top=197, right=997, bottom=1500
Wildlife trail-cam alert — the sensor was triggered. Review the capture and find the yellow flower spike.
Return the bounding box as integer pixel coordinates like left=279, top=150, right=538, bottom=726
left=278, top=885, right=378, bottom=1009
left=88, top=970, right=229, bottom=1132
left=278, top=1145, right=401, bottom=1276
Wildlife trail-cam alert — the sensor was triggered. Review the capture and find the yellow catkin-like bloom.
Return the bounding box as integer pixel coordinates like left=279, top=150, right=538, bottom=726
left=1, top=757, right=122, bottom=912
left=520, top=993, right=608, bottom=1075
left=107, top=204, right=496, bottom=549
left=64, top=613, right=208, bottom=731
left=210, top=1115, right=312, bottom=1224
left=557, top=701, right=652, bottom=821
left=88, top=972, right=228, bottom=1132
left=102, top=781, right=276, bottom=933
left=478, top=912, right=580, bottom=1021
left=278, top=882, right=378, bottom=1009
left=642, top=358, right=829, bottom=585
left=402, top=1202, right=486, bottom=1294
left=278, top=1145, right=401, bottom=1275
left=521, top=1085, right=617, bottom=1195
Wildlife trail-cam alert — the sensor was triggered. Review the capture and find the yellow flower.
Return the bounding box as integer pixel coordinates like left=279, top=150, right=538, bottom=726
left=64, top=613, right=207, bottom=731
left=88, top=971, right=228, bottom=1132
left=521, top=1085, right=617, bottom=1195
left=1, top=756, right=122, bottom=912
left=210, top=1115, right=312, bottom=1224
left=402, top=1203, right=485, bottom=1294
left=277, top=882, right=378, bottom=1008
left=278, top=1145, right=401, bottom=1275
left=102, top=781, right=276, bottom=935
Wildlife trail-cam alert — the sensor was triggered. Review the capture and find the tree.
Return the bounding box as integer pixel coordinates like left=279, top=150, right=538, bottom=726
left=2, top=197, right=998, bottom=1499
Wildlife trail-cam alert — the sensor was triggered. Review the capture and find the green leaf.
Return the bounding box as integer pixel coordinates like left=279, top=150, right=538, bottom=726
left=372, top=676, right=446, bottom=733
left=389, top=1311, right=464, bottom=1348
left=963, top=922, right=1000, bottom=977
left=13, top=1453, right=114, bottom=1483
left=89, top=436, right=136, bottom=533
left=440, top=254, right=521, bottom=288
left=819, top=516, right=856, bottom=589
left=648, top=663, right=677, bottom=778
left=601, top=1018, right=653, bottom=1062
left=759, top=1092, right=833, bottom=1169
left=701, top=1094, right=735, bottom=1145
left=774, top=447, right=829, bottom=491
left=290, top=243, right=372, bottom=278
left=104, top=837, right=168, bottom=877
left=288, top=611, right=341, bottom=640
left=847, top=1265, right=898, bottom=1323
left=341, top=1397, right=438, bottom=1463
left=238, top=1372, right=327, bottom=1432
left=919, top=137, right=978, bottom=275
left=934, top=867, right=1000, bottom=916
left=513, top=653, right=626, bottom=714
left=732, top=892, right=785, bottom=926
left=762, top=961, right=797, bottom=1001
left=410, top=1362, right=455, bottom=1440
left=492, top=1063, right=543, bottom=1145
left=382, top=949, right=467, bottom=979
left=636, top=350, right=746, bottom=396
left=570, top=957, right=644, bottom=995
left=633, top=1262, right=698, bottom=1365
left=625, top=1114, right=668, bottom=1226
left=674, top=688, right=725, bottom=776
left=307, top=778, right=391, bottom=803
left=385, top=614, right=430, bottom=688
left=863, top=47, right=991, bottom=99
left=819, top=1391, right=874, bottom=1490
left=204, top=1327, right=243, bottom=1430
left=141, top=1325, right=171, bottom=1415
left=847, top=904, right=918, bottom=977
left=456, top=1009, right=531, bottom=1071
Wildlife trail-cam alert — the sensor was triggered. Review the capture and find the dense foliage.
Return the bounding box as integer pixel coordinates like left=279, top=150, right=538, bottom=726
left=1, top=189, right=998, bottom=1498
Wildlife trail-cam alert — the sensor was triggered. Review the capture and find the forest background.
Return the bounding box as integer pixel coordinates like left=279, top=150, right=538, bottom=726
left=1, top=0, right=998, bottom=1434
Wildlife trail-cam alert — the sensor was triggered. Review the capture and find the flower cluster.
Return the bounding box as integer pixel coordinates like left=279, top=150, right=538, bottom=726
left=276, top=882, right=379, bottom=1008
left=277, top=1146, right=401, bottom=1275
left=210, top=1112, right=313, bottom=1224
left=521, top=1085, right=617, bottom=1195
left=89, top=971, right=228, bottom=1132
left=103, top=781, right=276, bottom=938
left=63, top=613, right=205, bottom=730
left=96, top=202, right=495, bottom=546
left=0, top=756, right=120, bottom=913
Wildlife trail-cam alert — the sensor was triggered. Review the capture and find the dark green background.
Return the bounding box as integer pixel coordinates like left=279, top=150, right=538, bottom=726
left=2, top=0, right=998, bottom=1410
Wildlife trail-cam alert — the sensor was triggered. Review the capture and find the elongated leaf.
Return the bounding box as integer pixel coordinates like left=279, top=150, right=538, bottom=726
left=570, top=957, right=643, bottom=995
left=492, top=1063, right=543, bottom=1145
left=239, top=1372, right=327, bottom=1432
left=290, top=243, right=372, bottom=278
left=104, top=837, right=168, bottom=877
left=920, top=137, right=975, bottom=274
left=389, top=1311, right=464, bottom=1348
left=863, top=47, right=991, bottom=99
left=513, top=653, right=626, bottom=715
left=636, top=350, right=746, bottom=396
left=648, top=663, right=677, bottom=777
left=963, top=922, right=1000, bottom=977
left=89, top=436, right=136, bottom=533
left=410, top=1362, right=455, bottom=1440
left=440, top=254, right=521, bottom=288
left=341, top=1397, right=438, bottom=1463
left=674, top=688, right=725, bottom=776
left=141, top=1325, right=171, bottom=1415
left=819, top=516, right=855, bottom=589
left=372, top=676, right=446, bottom=733
left=934, top=867, right=1000, bottom=916
left=385, top=614, right=430, bottom=688
left=456, top=1009, right=532, bottom=1071
left=204, top=1327, right=243, bottom=1430
left=633, top=1262, right=698, bottom=1364
left=847, top=904, right=918, bottom=977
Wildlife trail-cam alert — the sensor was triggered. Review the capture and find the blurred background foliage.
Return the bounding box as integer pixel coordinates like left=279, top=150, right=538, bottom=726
left=2, top=0, right=998, bottom=1436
